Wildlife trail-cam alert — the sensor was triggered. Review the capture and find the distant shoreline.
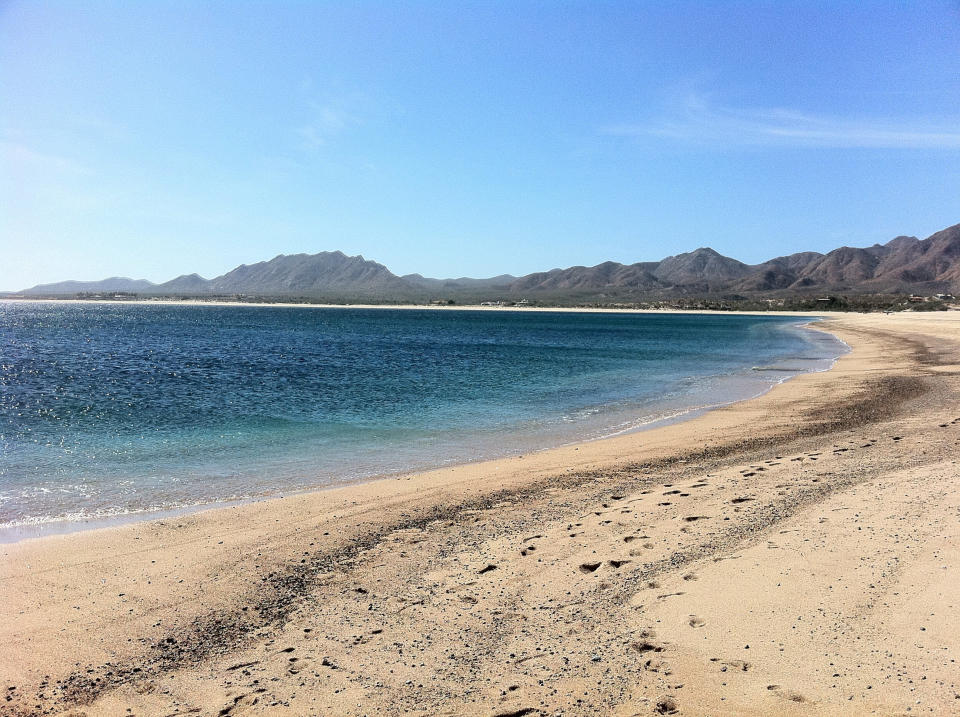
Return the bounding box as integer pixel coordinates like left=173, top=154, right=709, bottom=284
left=1, top=295, right=844, bottom=317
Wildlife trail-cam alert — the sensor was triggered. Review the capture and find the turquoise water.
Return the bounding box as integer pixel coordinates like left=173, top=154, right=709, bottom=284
left=0, top=303, right=845, bottom=536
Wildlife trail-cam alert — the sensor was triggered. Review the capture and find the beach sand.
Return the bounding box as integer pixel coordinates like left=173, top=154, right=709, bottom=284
left=2, top=312, right=959, bottom=716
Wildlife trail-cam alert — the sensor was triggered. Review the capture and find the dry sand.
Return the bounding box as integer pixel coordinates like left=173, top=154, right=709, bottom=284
left=2, top=312, right=960, bottom=716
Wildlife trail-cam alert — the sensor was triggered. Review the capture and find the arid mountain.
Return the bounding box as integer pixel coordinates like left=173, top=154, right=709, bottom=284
left=402, top=274, right=517, bottom=291
left=205, top=251, right=409, bottom=295
left=509, top=261, right=661, bottom=292
left=158, top=273, right=210, bottom=293
left=732, top=252, right=825, bottom=292
left=21, top=277, right=158, bottom=295
left=652, top=247, right=752, bottom=286
left=17, top=222, right=960, bottom=301
left=868, top=224, right=960, bottom=290
left=782, top=223, right=960, bottom=293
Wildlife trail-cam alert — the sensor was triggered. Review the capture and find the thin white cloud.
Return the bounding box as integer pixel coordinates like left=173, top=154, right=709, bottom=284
left=1, top=140, right=93, bottom=175
left=296, top=124, right=328, bottom=150
left=297, top=103, right=354, bottom=149
left=604, top=93, right=960, bottom=149
left=292, top=77, right=370, bottom=154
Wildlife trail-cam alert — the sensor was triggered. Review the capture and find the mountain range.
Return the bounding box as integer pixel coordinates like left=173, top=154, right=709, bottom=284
left=15, top=222, right=960, bottom=303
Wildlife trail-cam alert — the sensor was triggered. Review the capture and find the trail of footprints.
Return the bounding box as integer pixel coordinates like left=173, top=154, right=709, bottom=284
left=549, top=430, right=923, bottom=711
left=572, top=434, right=910, bottom=577
left=204, top=422, right=952, bottom=717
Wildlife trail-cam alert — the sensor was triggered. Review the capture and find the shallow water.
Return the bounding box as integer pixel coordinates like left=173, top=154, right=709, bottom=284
left=0, top=303, right=846, bottom=537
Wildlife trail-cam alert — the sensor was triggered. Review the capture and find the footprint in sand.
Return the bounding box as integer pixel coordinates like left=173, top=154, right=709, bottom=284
left=688, top=616, right=706, bottom=628
left=711, top=657, right=750, bottom=672
left=654, top=695, right=679, bottom=714
left=630, top=640, right=664, bottom=654
left=218, top=690, right=268, bottom=714
left=767, top=685, right=808, bottom=703
left=644, top=658, right=672, bottom=675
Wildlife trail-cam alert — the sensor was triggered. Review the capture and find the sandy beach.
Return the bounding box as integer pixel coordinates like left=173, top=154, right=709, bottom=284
left=3, top=311, right=959, bottom=716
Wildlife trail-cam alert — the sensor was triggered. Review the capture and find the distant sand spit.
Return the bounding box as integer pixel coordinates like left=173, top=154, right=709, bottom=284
left=3, top=311, right=960, bottom=715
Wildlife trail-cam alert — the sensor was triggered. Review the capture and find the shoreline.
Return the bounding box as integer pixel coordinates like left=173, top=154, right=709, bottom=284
left=0, top=317, right=846, bottom=545
left=4, top=312, right=959, bottom=715
left=0, top=295, right=876, bottom=316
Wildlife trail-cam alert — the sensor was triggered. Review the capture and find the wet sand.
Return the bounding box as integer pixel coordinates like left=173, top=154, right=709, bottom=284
left=2, top=312, right=959, bottom=716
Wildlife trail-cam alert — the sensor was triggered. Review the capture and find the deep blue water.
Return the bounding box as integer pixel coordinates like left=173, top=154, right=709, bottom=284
left=0, top=302, right=845, bottom=535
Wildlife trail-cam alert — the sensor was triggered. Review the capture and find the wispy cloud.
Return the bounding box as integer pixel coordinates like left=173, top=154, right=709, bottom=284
left=604, top=93, right=960, bottom=149
left=294, top=78, right=368, bottom=152
left=1, top=140, right=93, bottom=176
left=297, top=103, right=354, bottom=149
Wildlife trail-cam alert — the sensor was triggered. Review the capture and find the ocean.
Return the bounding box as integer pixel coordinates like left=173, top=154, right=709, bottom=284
left=0, top=302, right=846, bottom=538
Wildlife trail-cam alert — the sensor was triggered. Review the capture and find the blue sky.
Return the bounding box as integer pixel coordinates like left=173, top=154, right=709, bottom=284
left=2, top=1, right=959, bottom=290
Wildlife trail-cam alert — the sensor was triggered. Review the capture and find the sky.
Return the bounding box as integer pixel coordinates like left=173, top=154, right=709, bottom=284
left=2, top=1, right=960, bottom=290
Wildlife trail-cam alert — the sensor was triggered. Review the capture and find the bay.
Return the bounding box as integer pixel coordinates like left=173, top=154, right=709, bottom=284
left=0, top=302, right=846, bottom=536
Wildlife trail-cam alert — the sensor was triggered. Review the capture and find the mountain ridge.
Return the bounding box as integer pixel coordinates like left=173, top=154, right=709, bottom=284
left=17, top=222, right=960, bottom=300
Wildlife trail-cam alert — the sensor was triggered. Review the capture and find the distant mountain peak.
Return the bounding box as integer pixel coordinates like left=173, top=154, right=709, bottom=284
left=654, top=246, right=751, bottom=285
left=21, top=277, right=157, bottom=295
